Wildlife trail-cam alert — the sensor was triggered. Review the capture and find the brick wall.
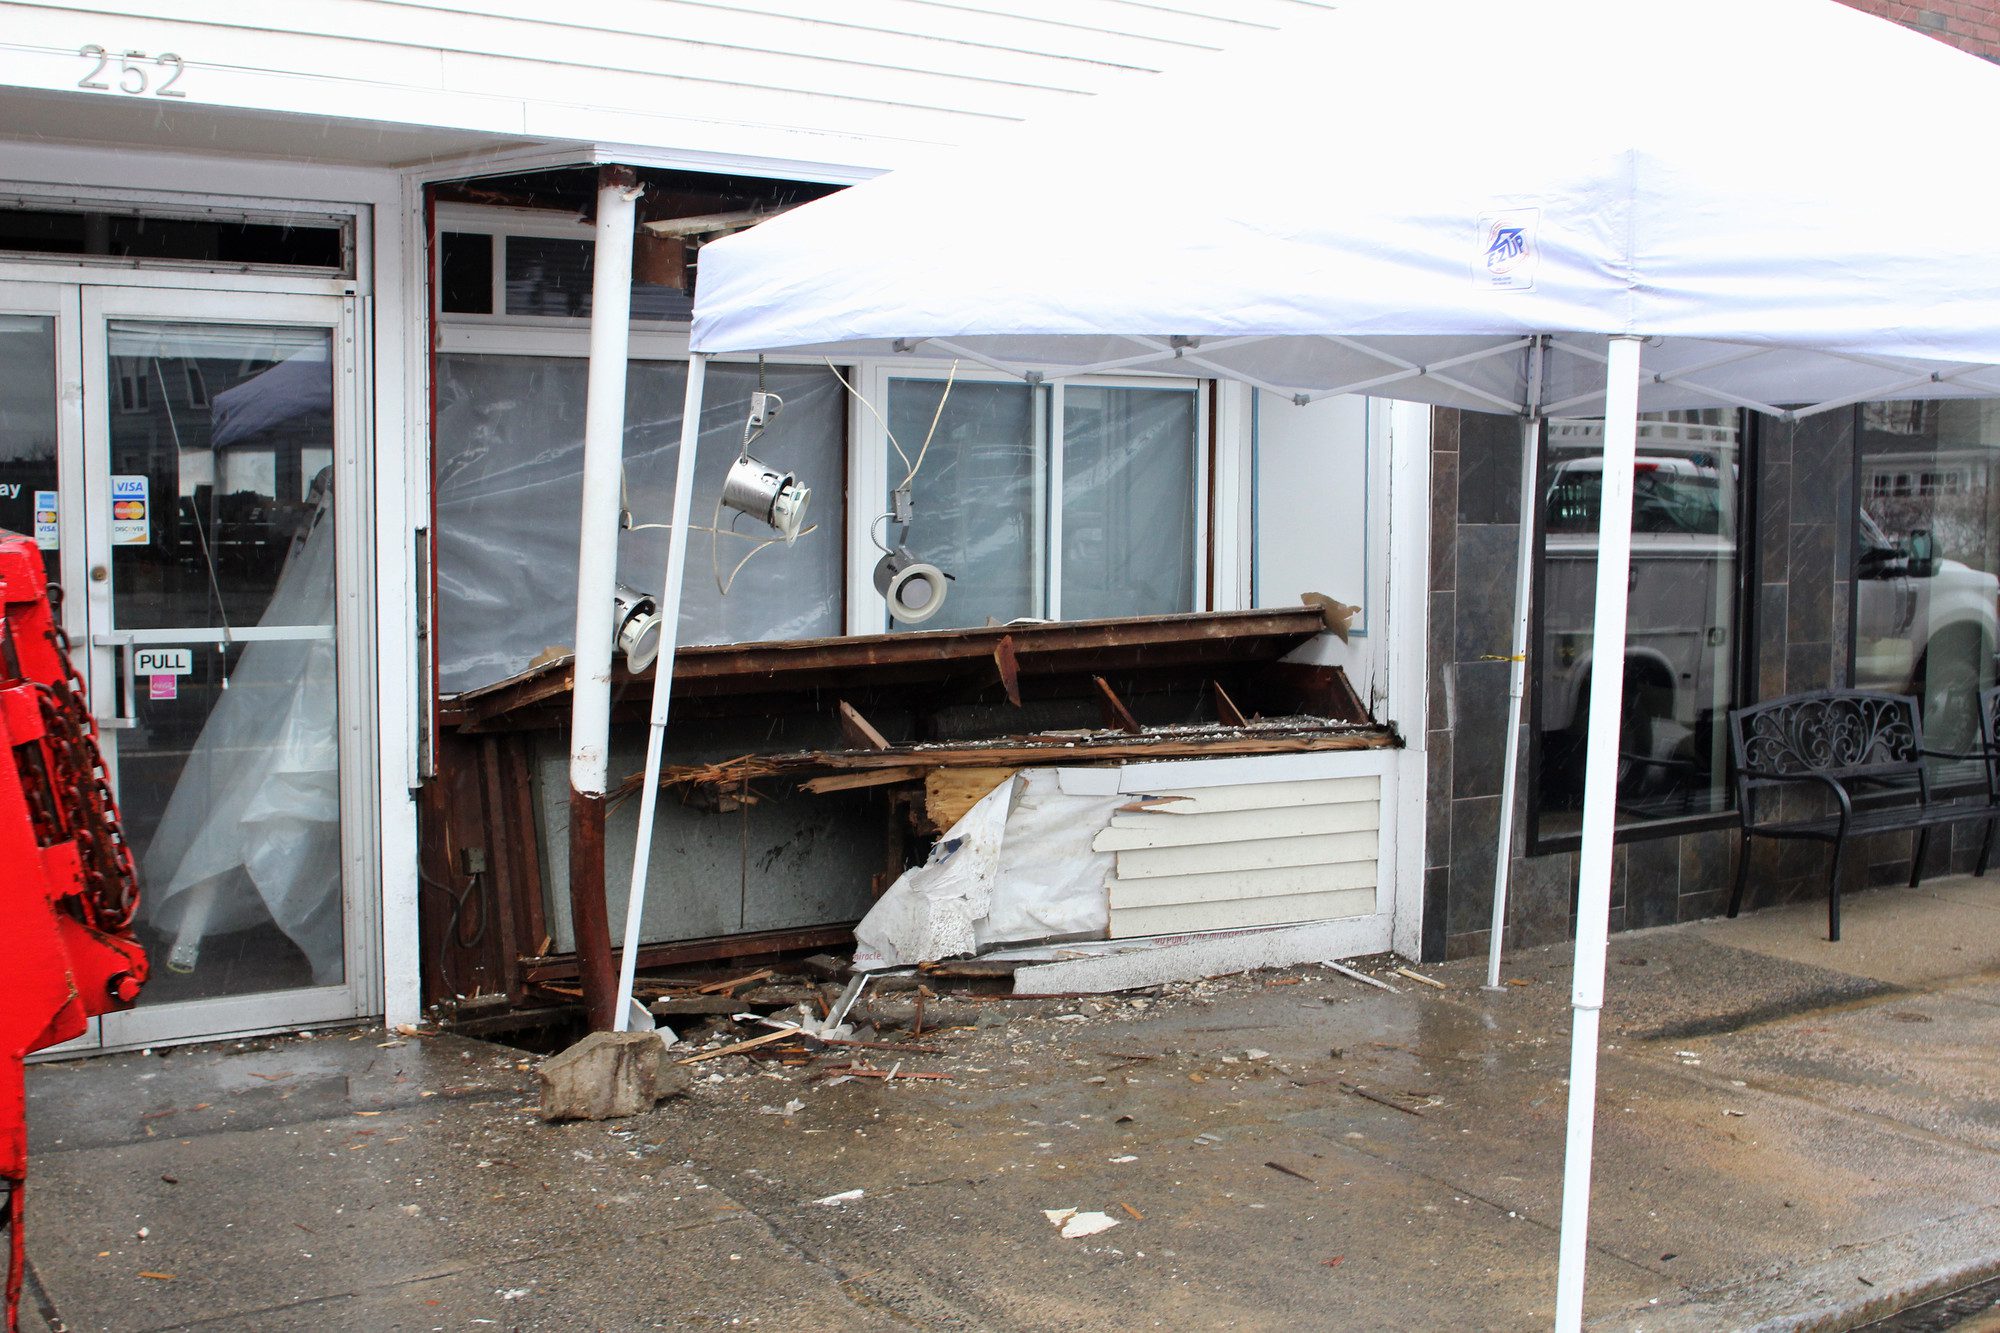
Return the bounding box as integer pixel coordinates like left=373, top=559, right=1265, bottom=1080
left=1839, top=0, right=2000, bottom=59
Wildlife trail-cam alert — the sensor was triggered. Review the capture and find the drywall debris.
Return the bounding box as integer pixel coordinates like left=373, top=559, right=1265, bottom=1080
left=1042, top=1207, right=1121, bottom=1239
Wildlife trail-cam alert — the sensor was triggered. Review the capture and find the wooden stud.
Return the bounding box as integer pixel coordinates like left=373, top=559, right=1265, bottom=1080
left=993, top=633, right=1022, bottom=707
left=836, top=699, right=891, bottom=751
left=1212, top=680, right=1249, bottom=728
left=1093, top=675, right=1142, bottom=734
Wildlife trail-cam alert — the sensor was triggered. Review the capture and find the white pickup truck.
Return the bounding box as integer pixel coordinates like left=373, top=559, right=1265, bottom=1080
left=1538, top=454, right=1999, bottom=808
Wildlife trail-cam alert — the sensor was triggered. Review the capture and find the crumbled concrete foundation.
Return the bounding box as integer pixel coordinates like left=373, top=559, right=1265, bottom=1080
left=535, top=1029, right=689, bottom=1121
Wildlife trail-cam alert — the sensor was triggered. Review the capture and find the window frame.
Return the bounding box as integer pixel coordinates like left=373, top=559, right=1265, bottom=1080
left=1526, top=410, right=1759, bottom=855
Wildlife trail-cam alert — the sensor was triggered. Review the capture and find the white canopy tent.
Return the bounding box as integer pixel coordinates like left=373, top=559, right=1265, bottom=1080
left=603, top=0, right=2000, bottom=1324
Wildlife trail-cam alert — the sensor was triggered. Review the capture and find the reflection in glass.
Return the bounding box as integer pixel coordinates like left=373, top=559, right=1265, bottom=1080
left=1537, top=411, right=1743, bottom=834
left=105, top=321, right=344, bottom=1000
left=1854, top=400, right=2000, bottom=774
left=0, top=314, right=59, bottom=585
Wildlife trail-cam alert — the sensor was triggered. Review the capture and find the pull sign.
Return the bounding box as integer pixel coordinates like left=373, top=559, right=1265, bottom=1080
left=133, top=647, right=192, bottom=675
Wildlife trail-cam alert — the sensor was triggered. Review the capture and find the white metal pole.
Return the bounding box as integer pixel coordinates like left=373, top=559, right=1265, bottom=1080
left=1486, top=415, right=1544, bottom=990
left=1553, top=335, right=1643, bottom=1331
left=613, top=352, right=711, bottom=1030
left=565, top=165, right=643, bottom=1031
left=568, top=168, right=644, bottom=801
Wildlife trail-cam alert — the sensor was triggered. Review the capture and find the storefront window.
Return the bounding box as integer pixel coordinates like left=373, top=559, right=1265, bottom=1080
left=1534, top=411, right=1745, bottom=837
left=1854, top=400, right=2000, bottom=770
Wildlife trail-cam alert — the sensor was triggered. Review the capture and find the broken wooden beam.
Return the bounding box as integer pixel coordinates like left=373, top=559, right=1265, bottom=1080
left=922, top=766, right=1018, bottom=833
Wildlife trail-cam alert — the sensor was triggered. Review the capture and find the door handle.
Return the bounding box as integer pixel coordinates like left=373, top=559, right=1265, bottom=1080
left=90, top=640, right=137, bottom=731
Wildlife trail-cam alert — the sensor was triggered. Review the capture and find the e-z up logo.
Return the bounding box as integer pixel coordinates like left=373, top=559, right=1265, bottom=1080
left=1486, top=227, right=1527, bottom=270
left=1474, top=208, right=1541, bottom=291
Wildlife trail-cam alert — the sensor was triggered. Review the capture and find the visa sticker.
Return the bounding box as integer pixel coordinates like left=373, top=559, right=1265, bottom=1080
left=111, top=475, right=149, bottom=545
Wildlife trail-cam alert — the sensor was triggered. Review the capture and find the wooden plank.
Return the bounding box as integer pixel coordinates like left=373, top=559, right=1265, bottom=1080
left=449, top=606, right=1327, bottom=726
left=1093, top=675, right=1142, bottom=733
left=1109, top=887, right=1377, bottom=938
left=1118, top=775, right=1381, bottom=815
left=923, top=767, right=1019, bottom=833
left=1112, top=830, right=1379, bottom=881
left=836, top=699, right=891, bottom=751
left=797, top=730, right=1390, bottom=772
left=1212, top=680, right=1248, bottom=727
left=800, top=766, right=927, bottom=794
left=1110, top=859, right=1376, bottom=909
left=1093, top=803, right=1378, bottom=852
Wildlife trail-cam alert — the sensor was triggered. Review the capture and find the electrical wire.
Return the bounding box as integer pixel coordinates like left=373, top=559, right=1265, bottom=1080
left=825, top=358, right=910, bottom=475
left=902, top=358, right=958, bottom=490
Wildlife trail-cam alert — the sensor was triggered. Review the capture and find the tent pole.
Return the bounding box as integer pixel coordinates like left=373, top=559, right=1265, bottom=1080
left=1552, top=335, right=1642, bottom=1331
left=1484, top=414, right=1543, bottom=990
left=565, top=165, right=642, bottom=1033
left=612, top=352, right=711, bottom=1031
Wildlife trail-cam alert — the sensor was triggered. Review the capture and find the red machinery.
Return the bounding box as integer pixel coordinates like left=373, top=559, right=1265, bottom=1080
left=0, top=532, right=146, bottom=1331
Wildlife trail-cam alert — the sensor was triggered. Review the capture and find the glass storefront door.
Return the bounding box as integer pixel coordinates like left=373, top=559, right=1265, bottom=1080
left=0, top=280, right=370, bottom=1050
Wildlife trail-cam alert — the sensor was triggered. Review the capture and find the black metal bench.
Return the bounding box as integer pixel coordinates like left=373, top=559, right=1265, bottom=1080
left=1726, top=689, right=1999, bottom=940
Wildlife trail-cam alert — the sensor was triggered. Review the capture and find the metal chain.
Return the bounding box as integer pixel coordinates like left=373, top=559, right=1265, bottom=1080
left=30, top=617, right=140, bottom=930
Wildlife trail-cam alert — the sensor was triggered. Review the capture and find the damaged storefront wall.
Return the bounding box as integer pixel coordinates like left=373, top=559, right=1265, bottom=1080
left=422, top=605, right=1396, bottom=1019
left=418, top=172, right=1406, bottom=1028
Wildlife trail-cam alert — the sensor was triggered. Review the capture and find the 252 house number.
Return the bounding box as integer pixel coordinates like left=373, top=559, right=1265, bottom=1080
left=76, top=46, right=188, bottom=98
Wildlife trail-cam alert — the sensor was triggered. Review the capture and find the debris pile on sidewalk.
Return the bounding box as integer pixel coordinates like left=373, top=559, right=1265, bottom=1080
left=545, top=953, right=1452, bottom=1108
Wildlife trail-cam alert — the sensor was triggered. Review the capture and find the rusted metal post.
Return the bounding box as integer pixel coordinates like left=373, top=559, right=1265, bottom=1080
left=567, top=163, right=642, bottom=1031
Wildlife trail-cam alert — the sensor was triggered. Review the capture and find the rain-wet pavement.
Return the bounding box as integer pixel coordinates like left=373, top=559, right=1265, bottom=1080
left=19, top=872, right=2000, bottom=1331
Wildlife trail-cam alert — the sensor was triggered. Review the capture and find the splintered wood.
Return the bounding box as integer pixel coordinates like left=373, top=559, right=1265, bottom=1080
left=922, top=767, right=1018, bottom=833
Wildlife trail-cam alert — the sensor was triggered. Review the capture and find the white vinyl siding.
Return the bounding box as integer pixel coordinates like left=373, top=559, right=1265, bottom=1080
left=1094, top=773, right=1382, bottom=938
left=0, top=1, right=1335, bottom=171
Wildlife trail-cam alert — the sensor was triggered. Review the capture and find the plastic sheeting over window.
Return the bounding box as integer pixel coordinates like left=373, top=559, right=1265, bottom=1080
left=434, top=358, right=843, bottom=695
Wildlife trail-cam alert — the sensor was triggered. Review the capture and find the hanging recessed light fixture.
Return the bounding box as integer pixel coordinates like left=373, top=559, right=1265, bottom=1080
left=719, top=387, right=811, bottom=543
left=612, top=583, right=663, bottom=671
left=872, top=546, right=949, bottom=624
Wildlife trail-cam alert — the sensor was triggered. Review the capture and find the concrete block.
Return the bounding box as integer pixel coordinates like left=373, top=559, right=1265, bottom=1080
left=536, top=1030, right=689, bottom=1121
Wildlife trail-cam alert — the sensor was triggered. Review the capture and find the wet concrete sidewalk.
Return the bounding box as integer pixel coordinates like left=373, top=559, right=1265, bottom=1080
left=19, top=874, right=2000, bottom=1331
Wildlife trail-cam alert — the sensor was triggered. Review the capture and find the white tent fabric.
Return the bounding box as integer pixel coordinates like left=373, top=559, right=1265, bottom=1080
left=615, top=1, right=2000, bottom=1326
left=692, top=0, right=2000, bottom=418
